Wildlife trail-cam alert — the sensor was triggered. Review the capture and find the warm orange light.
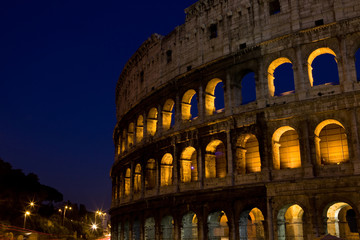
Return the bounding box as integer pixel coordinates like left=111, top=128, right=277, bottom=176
left=25, top=211, right=30, bottom=216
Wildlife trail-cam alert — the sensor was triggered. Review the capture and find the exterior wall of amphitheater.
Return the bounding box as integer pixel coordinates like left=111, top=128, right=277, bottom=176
left=110, top=0, right=360, bottom=239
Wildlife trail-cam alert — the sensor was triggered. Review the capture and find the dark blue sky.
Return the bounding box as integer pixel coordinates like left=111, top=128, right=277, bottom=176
left=0, top=0, right=197, bottom=211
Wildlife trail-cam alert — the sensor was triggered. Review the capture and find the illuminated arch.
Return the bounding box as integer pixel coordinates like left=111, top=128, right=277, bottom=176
left=182, top=89, right=198, bottom=121
left=144, top=217, right=156, bottom=240
left=127, top=123, right=134, bottom=148
left=161, top=153, right=173, bottom=186
left=205, top=140, right=227, bottom=178
left=147, top=108, right=158, bottom=136
left=236, top=134, right=261, bottom=174
left=239, top=208, right=265, bottom=240
left=277, top=204, right=304, bottom=240
left=314, top=119, right=349, bottom=165
left=180, top=147, right=198, bottom=183
left=267, top=57, right=292, bottom=97
left=124, top=168, right=131, bottom=196
left=117, top=137, right=121, bottom=155
left=272, top=126, right=301, bottom=170
left=205, top=78, right=224, bottom=115
left=161, top=215, right=174, bottom=239
left=207, top=211, right=229, bottom=240
left=325, top=202, right=359, bottom=239
left=136, top=115, right=144, bottom=143
left=145, top=159, right=156, bottom=190
left=308, top=48, right=338, bottom=87
left=134, top=164, right=141, bottom=193
left=121, top=129, right=126, bottom=152
left=162, top=99, right=175, bottom=131
left=181, top=212, right=198, bottom=240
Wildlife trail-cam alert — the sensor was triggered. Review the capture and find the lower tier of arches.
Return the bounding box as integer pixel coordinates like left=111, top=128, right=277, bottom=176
left=110, top=176, right=360, bottom=240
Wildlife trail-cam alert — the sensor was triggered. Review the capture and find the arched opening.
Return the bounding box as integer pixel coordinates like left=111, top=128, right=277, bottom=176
left=272, top=127, right=301, bottom=170
left=356, top=48, right=360, bottom=81
left=124, top=220, right=130, bottom=240
left=308, top=48, right=339, bottom=86
left=121, top=129, right=126, bottom=152
left=147, top=108, right=158, bottom=136
left=134, top=164, right=141, bottom=193
left=268, top=58, right=295, bottom=97
left=205, top=140, right=227, bottom=178
left=236, top=134, right=261, bottom=174
left=208, top=211, right=229, bottom=240
left=128, top=123, right=134, bottom=148
left=205, top=78, right=224, bottom=115
left=145, top=159, right=156, bottom=190
left=161, top=215, right=174, bottom=240
left=180, top=147, right=198, bottom=183
left=325, top=202, right=359, bottom=239
left=136, top=115, right=144, bottom=143
left=163, top=99, right=175, bottom=131
left=145, top=217, right=156, bottom=240
left=124, top=168, right=131, bottom=196
left=277, top=204, right=304, bottom=240
left=161, top=153, right=173, bottom=186
left=241, top=72, right=256, bottom=104
left=314, top=120, right=349, bottom=165
left=181, top=212, right=198, bottom=240
left=117, top=137, right=121, bottom=155
left=133, top=218, right=141, bottom=240
left=239, top=208, right=265, bottom=240
left=182, top=90, right=198, bottom=121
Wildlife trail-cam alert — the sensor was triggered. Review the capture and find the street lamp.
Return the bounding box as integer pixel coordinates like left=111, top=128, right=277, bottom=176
left=61, top=205, right=72, bottom=225
left=91, top=223, right=98, bottom=231
left=23, top=211, right=30, bottom=229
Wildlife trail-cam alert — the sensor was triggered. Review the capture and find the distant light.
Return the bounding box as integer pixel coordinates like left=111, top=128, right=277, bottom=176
left=25, top=211, right=30, bottom=216
left=91, top=224, right=98, bottom=230
left=191, top=166, right=195, bottom=170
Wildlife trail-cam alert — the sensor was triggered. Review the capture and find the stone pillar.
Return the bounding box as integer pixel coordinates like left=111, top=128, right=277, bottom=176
left=198, top=85, right=205, bottom=121
left=294, top=46, right=307, bottom=100
left=226, top=127, right=234, bottom=185
left=175, top=92, right=181, bottom=129
left=299, top=120, right=314, bottom=178
left=143, top=112, right=148, bottom=139
left=174, top=215, right=181, bottom=240
left=157, top=105, right=163, bottom=135
left=266, top=197, right=274, bottom=240
left=350, top=109, right=360, bottom=174
left=225, top=71, right=233, bottom=115
left=339, top=35, right=354, bottom=92
left=155, top=217, right=161, bottom=240
left=198, top=147, right=204, bottom=189
left=141, top=163, right=146, bottom=198
left=256, top=60, right=267, bottom=108
left=172, top=140, right=179, bottom=189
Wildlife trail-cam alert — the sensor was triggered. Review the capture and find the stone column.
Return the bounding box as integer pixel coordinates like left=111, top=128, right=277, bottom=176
left=225, top=71, right=233, bottom=116
left=226, top=127, right=234, bottom=185
left=198, top=85, right=205, bottom=121
left=266, top=197, right=274, bottom=240
left=299, top=120, right=314, bottom=178
left=350, top=109, right=360, bottom=174
left=339, top=35, right=354, bottom=92
left=294, top=46, right=307, bottom=100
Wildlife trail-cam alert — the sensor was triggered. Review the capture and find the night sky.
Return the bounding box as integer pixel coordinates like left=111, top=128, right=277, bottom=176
left=0, top=0, right=197, bottom=212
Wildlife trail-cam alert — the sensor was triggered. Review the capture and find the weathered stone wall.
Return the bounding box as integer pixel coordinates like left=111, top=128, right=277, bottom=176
left=115, top=0, right=360, bottom=120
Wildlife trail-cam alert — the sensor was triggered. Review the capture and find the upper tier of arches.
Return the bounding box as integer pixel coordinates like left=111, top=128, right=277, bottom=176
left=115, top=46, right=360, bottom=158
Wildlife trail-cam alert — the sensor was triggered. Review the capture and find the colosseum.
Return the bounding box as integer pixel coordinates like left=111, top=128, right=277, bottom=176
left=110, top=0, right=360, bottom=239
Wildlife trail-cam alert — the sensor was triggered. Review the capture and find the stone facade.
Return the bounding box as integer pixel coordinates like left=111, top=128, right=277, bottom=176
left=110, top=0, right=360, bottom=239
